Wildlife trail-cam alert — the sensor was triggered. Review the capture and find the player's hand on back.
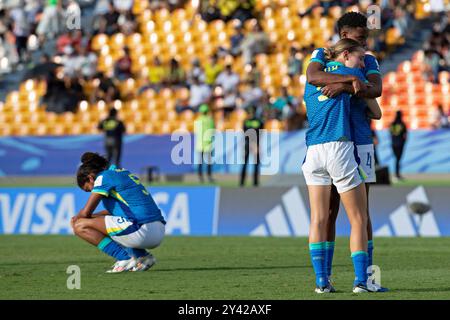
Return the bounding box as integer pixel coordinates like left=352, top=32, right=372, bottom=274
left=352, top=78, right=367, bottom=95
left=321, top=83, right=346, bottom=98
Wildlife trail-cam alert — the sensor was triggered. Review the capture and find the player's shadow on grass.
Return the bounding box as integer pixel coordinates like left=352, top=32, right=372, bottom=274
left=153, top=264, right=346, bottom=272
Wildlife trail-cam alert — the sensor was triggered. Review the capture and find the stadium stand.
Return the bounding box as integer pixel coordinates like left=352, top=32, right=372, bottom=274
left=0, top=0, right=448, bottom=136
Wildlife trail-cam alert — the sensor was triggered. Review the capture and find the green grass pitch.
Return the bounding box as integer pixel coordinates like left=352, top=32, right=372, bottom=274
left=1, top=236, right=449, bottom=300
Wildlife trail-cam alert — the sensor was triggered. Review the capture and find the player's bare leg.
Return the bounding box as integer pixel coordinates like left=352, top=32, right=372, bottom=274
left=339, top=183, right=371, bottom=292
left=308, top=185, right=332, bottom=244
left=73, top=217, right=137, bottom=273
left=339, top=183, right=368, bottom=253
left=73, top=216, right=108, bottom=246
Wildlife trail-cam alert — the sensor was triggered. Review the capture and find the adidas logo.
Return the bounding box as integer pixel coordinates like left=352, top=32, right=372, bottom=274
left=374, top=186, right=441, bottom=237
left=250, top=186, right=440, bottom=238
left=250, top=187, right=310, bottom=236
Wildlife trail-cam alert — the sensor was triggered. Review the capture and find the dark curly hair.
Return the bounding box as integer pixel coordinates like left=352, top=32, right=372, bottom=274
left=337, top=12, right=368, bottom=35
left=76, top=152, right=109, bottom=188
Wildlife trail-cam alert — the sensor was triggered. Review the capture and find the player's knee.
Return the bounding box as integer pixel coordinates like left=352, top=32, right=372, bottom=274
left=349, top=212, right=368, bottom=227
left=73, top=220, right=88, bottom=236
left=310, top=216, right=329, bottom=229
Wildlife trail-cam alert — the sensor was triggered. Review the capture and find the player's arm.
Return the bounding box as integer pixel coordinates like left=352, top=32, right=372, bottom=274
left=307, top=62, right=358, bottom=86
left=93, top=210, right=110, bottom=216
left=307, top=62, right=366, bottom=97
left=356, top=55, right=382, bottom=98
left=364, top=98, right=382, bottom=120
left=78, top=193, right=103, bottom=219
left=356, top=73, right=382, bottom=99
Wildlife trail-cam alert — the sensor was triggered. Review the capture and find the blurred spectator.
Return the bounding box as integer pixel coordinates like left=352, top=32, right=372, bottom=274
left=390, top=110, right=408, bottom=180
left=98, top=107, right=126, bottom=167
left=61, top=45, right=80, bottom=77
left=287, top=46, right=303, bottom=79
left=140, top=57, right=166, bottom=92
left=198, top=0, right=222, bottom=22
left=230, top=0, right=255, bottom=23
left=166, top=58, right=186, bottom=87
left=178, top=76, right=211, bottom=113
left=429, top=0, right=445, bottom=22
left=114, top=47, right=132, bottom=80
left=229, top=24, right=245, bottom=57
left=56, top=30, right=83, bottom=55
left=9, top=1, right=30, bottom=64
left=57, top=32, right=73, bottom=54
left=215, top=64, right=240, bottom=116
left=95, top=72, right=120, bottom=103
left=204, top=54, right=223, bottom=86
left=113, top=0, right=134, bottom=13
left=431, top=105, right=449, bottom=129
left=423, top=49, right=440, bottom=83
left=36, top=0, right=62, bottom=42
left=243, top=61, right=261, bottom=85
left=102, top=1, right=120, bottom=35
left=271, top=87, right=299, bottom=121
left=194, top=104, right=215, bottom=183
left=240, top=106, right=264, bottom=187
left=78, top=46, right=98, bottom=79
left=393, top=7, right=408, bottom=38
left=187, top=58, right=205, bottom=85
left=118, top=10, right=137, bottom=35
left=240, top=23, right=270, bottom=65
left=240, top=79, right=263, bottom=111
left=299, top=0, right=340, bottom=18
left=41, top=71, right=83, bottom=114
left=93, top=0, right=111, bottom=16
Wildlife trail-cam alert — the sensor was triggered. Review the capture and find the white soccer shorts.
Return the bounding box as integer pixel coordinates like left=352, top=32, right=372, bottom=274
left=356, top=144, right=376, bottom=183
left=105, top=216, right=165, bottom=249
left=302, top=141, right=364, bottom=193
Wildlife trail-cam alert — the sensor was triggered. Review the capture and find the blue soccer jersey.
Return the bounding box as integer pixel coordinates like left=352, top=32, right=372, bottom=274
left=92, top=165, right=166, bottom=225
left=304, top=61, right=367, bottom=146
left=310, top=48, right=380, bottom=145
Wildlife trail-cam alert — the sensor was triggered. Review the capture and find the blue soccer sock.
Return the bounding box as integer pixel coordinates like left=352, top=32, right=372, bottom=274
left=325, top=241, right=335, bottom=277
left=309, top=242, right=328, bottom=287
left=351, top=251, right=369, bottom=287
left=125, top=247, right=148, bottom=258
left=97, top=237, right=131, bottom=261
left=368, top=240, right=374, bottom=269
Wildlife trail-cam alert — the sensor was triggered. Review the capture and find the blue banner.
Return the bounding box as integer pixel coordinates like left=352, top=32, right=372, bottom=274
left=1, top=130, right=450, bottom=176
left=217, top=186, right=450, bottom=237
left=0, top=187, right=218, bottom=235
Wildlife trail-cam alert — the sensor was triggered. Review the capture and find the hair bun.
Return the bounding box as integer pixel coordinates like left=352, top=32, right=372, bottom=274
left=81, top=152, right=100, bottom=164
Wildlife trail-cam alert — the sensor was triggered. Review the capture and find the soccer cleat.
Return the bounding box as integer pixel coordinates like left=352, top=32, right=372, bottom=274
left=314, top=284, right=333, bottom=294
left=130, top=254, right=156, bottom=272
left=327, top=279, right=336, bottom=293
left=352, top=283, right=374, bottom=293
left=369, top=283, right=390, bottom=292
left=106, top=258, right=136, bottom=273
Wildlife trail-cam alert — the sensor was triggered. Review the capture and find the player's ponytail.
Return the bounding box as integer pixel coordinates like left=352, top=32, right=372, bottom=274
left=324, top=38, right=363, bottom=61
left=76, top=152, right=109, bottom=188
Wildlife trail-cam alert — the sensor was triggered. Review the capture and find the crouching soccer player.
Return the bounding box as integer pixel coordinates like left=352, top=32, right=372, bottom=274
left=72, top=152, right=166, bottom=273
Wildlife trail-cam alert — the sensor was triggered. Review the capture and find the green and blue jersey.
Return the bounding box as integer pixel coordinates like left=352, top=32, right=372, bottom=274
left=92, top=165, right=165, bottom=225
left=310, top=47, right=381, bottom=145
left=304, top=61, right=367, bottom=146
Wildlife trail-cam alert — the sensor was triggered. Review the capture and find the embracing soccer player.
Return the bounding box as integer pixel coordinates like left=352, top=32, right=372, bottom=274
left=306, top=11, right=388, bottom=292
